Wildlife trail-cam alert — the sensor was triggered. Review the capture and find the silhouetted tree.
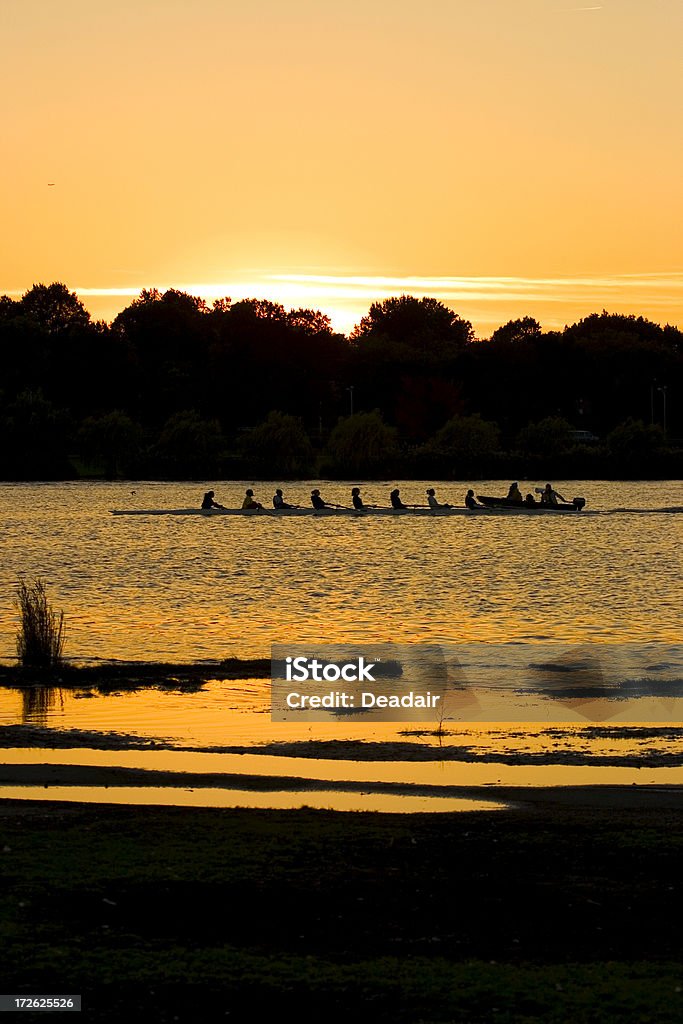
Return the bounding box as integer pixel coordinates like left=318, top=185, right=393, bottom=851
left=427, top=414, right=500, bottom=460
left=154, top=410, right=225, bottom=478
left=0, top=296, right=20, bottom=322
left=607, top=419, right=665, bottom=460
left=516, top=417, right=574, bottom=457
left=0, top=280, right=680, bottom=479
left=112, top=289, right=213, bottom=421
left=0, top=389, right=72, bottom=477
left=20, top=283, right=90, bottom=333
left=242, top=411, right=314, bottom=476
left=489, top=317, right=542, bottom=345
left=560, top=312, right=682, bottom=434
left=210, top=299, right=349, bottom=430
left=78, top=411, right=142, bottom=477
left=326, top=411, right=397, bottom=475
left=349, top=296, right=473, bottom=430
left=0, top=284, right=101, bottom=406
left=352, top=295, right=474, bottom=354
left=286, top=308, right=333, bottom=334
left=393, top=376, right=465, bottom=442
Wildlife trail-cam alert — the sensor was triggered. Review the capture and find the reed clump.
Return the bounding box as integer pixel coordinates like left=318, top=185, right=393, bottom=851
left=15, top=578, right=66, bottom=668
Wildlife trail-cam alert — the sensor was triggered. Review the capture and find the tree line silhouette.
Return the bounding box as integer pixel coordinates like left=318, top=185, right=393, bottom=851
left=0, top=282, right=680, bottom=479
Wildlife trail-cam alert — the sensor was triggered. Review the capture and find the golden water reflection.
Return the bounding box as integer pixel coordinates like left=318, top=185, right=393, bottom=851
left=0, top=786, right=505, bottom=813
left=1, top=481, right=681, bottom=663
left=3, top=671, right=683, bottom=810
left=3, top=746, right=683, bottom=790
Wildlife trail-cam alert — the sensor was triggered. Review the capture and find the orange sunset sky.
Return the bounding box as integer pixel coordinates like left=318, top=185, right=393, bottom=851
left=1, top=0, right=681, bottom=336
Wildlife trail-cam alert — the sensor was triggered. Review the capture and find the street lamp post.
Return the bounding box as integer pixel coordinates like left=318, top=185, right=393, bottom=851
left=657, top=385, right=667, bottom=436
left=347, top=385, right=354, bottom=417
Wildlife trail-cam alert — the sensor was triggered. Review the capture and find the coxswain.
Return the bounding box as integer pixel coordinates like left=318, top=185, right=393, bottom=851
left=465, top=489, right=480, bottom=509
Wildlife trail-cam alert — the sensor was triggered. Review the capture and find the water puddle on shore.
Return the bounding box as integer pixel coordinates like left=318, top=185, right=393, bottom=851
left=0, top=786, right=505, bottom=813
left=4, top=746, right=683, bottom=788
left=2, top=746, right=683, bottom=812
left=3, top=677, right=683, bottom=810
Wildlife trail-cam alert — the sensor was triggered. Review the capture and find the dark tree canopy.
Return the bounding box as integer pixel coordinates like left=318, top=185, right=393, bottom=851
left=352, top=295, right=474, bottom=355
left=20, top=283, right=91, bottom=333
left=489, top=317, right=542, bottom=345
left=0, top=282, right=680, bottom=479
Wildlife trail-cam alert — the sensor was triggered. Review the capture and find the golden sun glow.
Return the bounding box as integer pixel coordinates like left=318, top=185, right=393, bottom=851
left=1, top=0, right=681, bottom=332
left=14, top=270, right=678, bottom=339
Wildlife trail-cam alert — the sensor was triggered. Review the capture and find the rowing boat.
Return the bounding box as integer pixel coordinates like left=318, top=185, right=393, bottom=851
left=110, top=503, right=589, bottom=517
left=478, top=495, right=586, bottom=512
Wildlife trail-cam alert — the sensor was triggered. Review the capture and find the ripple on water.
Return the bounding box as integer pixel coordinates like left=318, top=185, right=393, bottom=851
left=0, top=480, right=680, bottom=662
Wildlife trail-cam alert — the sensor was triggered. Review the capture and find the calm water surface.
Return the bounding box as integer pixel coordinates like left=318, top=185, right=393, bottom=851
left=1, top=479, right=680, bottom=810
left=0, top=480, right=680, bottom=661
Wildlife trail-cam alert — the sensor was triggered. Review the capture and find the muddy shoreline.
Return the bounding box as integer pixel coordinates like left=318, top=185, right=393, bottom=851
left=2, top=724, right=683, bottom=768
left=2, top=762, right=683, bottom=810
left=0, top=658, right=271, bottom=689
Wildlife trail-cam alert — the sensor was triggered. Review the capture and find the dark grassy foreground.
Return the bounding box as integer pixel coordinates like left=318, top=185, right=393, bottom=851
left=1, top=801, right=682, bottom=1023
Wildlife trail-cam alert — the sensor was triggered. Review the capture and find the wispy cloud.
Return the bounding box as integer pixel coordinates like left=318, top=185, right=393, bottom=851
left=278, top=271, right=681, bottom=334
left=268, top=271, right=683, bottom=315
left=271, top=272, right=683, bottom=295
left=4, top=271, right=681, bottom=336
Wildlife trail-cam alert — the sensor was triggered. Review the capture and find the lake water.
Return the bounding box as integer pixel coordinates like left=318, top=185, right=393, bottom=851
left=0, top=480, right=681, bottom=811
left=0, top=480, right=680, bottom=661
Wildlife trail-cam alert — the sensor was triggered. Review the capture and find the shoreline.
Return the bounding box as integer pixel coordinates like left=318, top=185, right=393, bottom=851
left=3, top=725, right=683, bottom=765
left=1, top=766, right=683, bottom=810
left=0, top=658, right=272, bottom=689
